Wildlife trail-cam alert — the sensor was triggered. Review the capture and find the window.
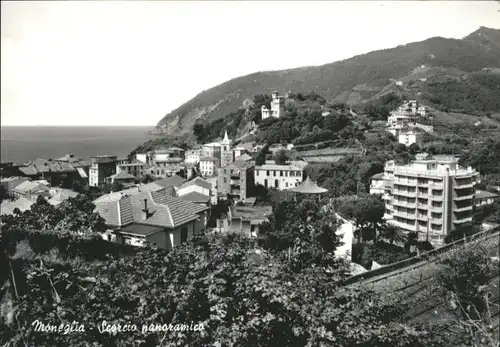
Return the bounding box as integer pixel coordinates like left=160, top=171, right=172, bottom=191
left=266, top=170, right=270, bottom=176
left=223, top=178, right=227, bottom=183
left=280, top=171, right=283, bottom=177
left=264, top=179, right=268, bottom=188
left=181, top=227, right=188, bottom=243
left=273, top=171, right=276, bottom=177
left=275, top=180, right=279, bottom=188
left=290, top=171, right=295, bottom=177
left=296, top=171, right=302, bottom=177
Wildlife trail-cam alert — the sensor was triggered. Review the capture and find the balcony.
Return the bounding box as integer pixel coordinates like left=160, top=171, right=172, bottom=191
left=417, top=203, right=428, bottom=209
left=392, top=200, right=416, bottom=208
left=392, top=190, right=417, bottom=198
left=394, top=179, right=417, bottom=187
left=392, top=210, right=417, bottom=219
left=390, top=220, right=418, bottom=232
left=428, top=182, right=444, bottom=189
left=382, top=193, right=392, bottom=200
left=430, top=219, right=443, bottom=225
left=455, top=182, right=474, bottom=189
left=417, top=214, right=428, bottom=221
left=430, top=194, right=443, bottom=201
left=417, top=192, right=429, bottom=198
left=454, top=205, right=473, bottom=213
left=454, top=193, right=474, bottom=201
left=430, top=206, right=443, bottom=213
left=454, top=216, right=473, bottom=224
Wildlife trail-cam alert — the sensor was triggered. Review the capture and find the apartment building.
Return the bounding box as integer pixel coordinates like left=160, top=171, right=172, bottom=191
left=116, top=161, right=151, bottom=180
left=217, top=160, right=255, bottom=201
left=398, top=129, right=423, bottom=147
left=372, top=153, right=480, bottom=244
left=199, top=156, right=220, bottom=177
left=89, top=155, right=117, bottom=187
left=254, top=164, right=304, bottom=190
left=202, top=142, right=222, bottom=161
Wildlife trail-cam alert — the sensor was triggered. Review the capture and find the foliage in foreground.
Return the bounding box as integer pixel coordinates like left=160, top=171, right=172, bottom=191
left=435, top=240, right=500, bottom=347
left=0, top=198, right=440, bottom=347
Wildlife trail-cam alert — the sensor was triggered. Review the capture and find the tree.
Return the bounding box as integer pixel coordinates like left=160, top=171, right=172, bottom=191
left=111, top=180, right=124, bottom=192
left=336, top=194, right=385, bottom=243
left=274, top=149, right=288, bottom=165
left=141, top=174, right=155, bottom=184
left=255, top=144, right=269, bottom=166
left=379, top=222, right=407, bottom=245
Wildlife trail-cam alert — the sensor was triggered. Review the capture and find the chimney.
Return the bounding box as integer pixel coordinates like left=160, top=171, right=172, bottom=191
left=142, top=198, right=149, bottom=220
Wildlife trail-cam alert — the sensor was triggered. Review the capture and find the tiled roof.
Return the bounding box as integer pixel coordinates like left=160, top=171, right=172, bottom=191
left=475, top=190, right=500, bottom=199
left=1, top=196, right=36, bottom=216
left=18, top=166, right=39, bottom=176
left=200, top=156, right=219, bottom=162
left=111, top=171, right=136, bottom=180
left=203, top=142, right=221, bottom=147
left=235, top=153, right=252, bottom=162
left=179, top=191, right=211, bottom=204
left=371, top=172, right=385, bottom=179
left=180, top=177, right=212, bottom=190
left=117, top=224, right=163, bottom=237
left=94, top=190, right=208, bottom=229
left=228, top=160, right=254, bottom=170
left=155, top=176, right=186, bottom=188
left=289, top=177, right=327, bottom=194
left=12, top=181, right=50, bottom=195
left=255, top=164, right=303, bottom=171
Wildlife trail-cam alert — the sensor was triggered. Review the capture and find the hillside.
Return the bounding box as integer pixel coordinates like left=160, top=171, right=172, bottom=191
left=155, top=27, right=500, bottom=135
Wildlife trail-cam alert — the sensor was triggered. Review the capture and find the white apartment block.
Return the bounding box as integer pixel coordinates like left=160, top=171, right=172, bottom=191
left=185, top=149, right=202, bottom=165
left=199, top=156, right=219, bottom=177
left=254, top=164, right=304, bottom=190
left=372, top=153, right=480, bottom=245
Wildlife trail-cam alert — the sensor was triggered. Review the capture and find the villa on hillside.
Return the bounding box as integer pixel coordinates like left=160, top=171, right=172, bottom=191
left=261, top=91, right=285, bottom=120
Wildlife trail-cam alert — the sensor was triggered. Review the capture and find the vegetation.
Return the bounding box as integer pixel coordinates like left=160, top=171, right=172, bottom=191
left=422, top=73, right=500, bottom=115
left=2, top=196, right=444, bottom=346
left=435, top=240, right=499, bottom=346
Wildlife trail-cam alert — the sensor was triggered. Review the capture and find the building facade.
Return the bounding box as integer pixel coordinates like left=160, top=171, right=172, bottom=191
left=202, top=143, right=222, bottom=160
left=116, top=161, right=151, bottom=180
left=185, top=149, right=202, bottom=165
left=254, top=164, right=304, bottom=190
left=371, top=153, right=480, bottom=244
left=217, top=161, right=255, bottom=201
left=199, top=156, right=219, bottom=177
left=89, top=155, right=117, bottom=187
left=398, top=129, right=423, bottom=147
left=261, top=91, right=285, bottom=120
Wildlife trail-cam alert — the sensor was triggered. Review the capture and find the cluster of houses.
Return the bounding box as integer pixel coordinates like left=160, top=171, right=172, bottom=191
left=386, top=100, right=433, bottom=147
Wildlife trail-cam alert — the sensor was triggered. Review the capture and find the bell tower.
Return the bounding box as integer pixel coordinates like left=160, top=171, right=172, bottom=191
left=221, top=130, right=233, bottom=167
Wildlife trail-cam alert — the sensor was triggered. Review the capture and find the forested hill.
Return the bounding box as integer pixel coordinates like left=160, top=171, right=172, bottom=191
left=155, top=26, right=500, bottom=135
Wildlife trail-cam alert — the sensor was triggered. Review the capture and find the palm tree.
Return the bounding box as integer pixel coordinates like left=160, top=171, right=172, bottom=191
left=379, top=223, right=407, bottom=245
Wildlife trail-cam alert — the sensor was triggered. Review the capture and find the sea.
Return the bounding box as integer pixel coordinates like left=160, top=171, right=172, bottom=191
left=1, top=126, right=157, bottom=164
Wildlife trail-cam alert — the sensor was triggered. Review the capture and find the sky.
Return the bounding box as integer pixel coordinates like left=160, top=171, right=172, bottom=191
left=1, top=1, right=500, bottom=127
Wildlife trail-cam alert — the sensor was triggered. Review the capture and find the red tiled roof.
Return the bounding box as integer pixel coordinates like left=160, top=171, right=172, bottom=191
left=155, top=176, right=186, bottom=188
left=179, top=191, right=210, bottom=204
left=180, top=177, right=212, bottom=190
left=94, top=189, right=208, bottom=229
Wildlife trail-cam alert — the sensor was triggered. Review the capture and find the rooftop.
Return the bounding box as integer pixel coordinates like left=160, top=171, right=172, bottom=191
left=1, top=196, right=36, bottom=216
left=111, top=172, right=136, bottom=180
left=288, top=177, right=328, bottom=194
left=94, top=190, right=209, bottom=229
left=256, top=164, right=303, bottom=171
left=179, top=191, right=211, bottom=204
left=475, top=190, right=500, bottom=200
left=155, top=176, right=186, bottom=188
left=235, top=153, right=253, bottom=162
left=371, top=172, right=385, bottom=180
left=203, top=142, right=221, bottom=148
left=180, top=177, right=212, bottom=190
left=12, top=181, right=50, bottom=195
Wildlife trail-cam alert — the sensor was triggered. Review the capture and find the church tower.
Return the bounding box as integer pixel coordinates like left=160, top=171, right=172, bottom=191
left=221, top=130, right=233, bottom=167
